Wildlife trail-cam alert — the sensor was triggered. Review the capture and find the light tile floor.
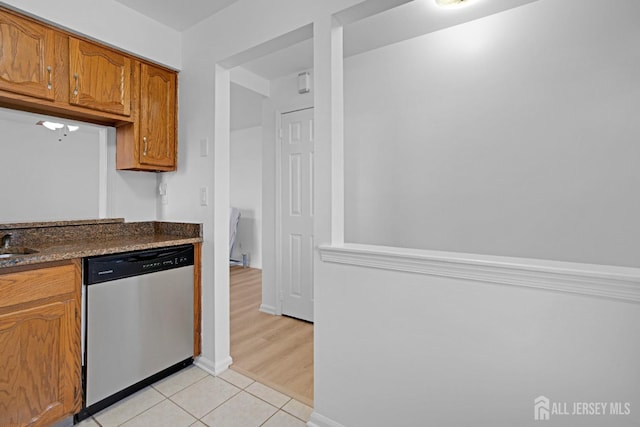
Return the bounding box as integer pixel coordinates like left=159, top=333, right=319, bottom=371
left=77, top=366, right=313, bottom=427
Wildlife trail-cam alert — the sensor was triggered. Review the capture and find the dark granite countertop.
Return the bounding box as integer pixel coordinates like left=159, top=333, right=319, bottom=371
left=0, top=219, right=203, bottom=269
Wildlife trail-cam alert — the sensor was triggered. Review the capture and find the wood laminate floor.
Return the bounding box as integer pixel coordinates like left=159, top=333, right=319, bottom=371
left=229, top=266, right=314, bottom=406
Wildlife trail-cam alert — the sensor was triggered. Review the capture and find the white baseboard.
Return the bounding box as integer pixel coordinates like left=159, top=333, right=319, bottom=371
left=193, top=356, right=215, bottom=375
left=307, top=412, right=345, bottom=427
left=194, top=355, right=233, bottom=376
left=259, top=303, right=277, bottom=315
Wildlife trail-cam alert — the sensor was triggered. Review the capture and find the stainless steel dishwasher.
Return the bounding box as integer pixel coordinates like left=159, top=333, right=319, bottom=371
left=79, top=244, right=194, bottom=419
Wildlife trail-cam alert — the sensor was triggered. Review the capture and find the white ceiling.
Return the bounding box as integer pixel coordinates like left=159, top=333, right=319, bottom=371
left=240, top=0, right=538, bottom=80
left=112, top=0, right=539, bottom=79
left=241, top=38, right=314, bottom=81
left=113, top=0, right=241, bottom=31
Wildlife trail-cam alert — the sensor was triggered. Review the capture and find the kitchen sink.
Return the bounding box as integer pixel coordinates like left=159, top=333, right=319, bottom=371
left=0, top=247, right=39, bottom=258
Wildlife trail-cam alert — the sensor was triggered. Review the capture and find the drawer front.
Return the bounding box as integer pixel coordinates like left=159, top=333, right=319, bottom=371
left=0, top=262, right=77, bottom=309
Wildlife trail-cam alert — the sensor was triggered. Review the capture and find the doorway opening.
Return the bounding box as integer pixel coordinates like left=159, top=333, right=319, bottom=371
left=226, top=29, right=314, bottom=405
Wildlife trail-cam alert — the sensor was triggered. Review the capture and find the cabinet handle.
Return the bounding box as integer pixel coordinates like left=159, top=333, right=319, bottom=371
left=143, top=137, right=148, bottom=156
left=47, top=66, right=52, bottom=90
left=73, top=73, right=79, bottom=96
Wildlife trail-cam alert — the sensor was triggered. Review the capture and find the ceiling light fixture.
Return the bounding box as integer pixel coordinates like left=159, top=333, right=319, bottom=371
left=37, top=120, right=65, bottom=130
left=435, top=0, right=474, bottom=8
left=36, top=120, right=81, bottom=142
left=36, top=121, right=80, bottom=132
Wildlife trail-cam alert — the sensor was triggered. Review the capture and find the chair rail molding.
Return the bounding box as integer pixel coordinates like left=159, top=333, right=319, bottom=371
left=319, top=244, right=640, bottom=304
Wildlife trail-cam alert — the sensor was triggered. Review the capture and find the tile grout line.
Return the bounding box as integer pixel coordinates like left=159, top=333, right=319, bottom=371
left=258, top=410, right=279, bottom=427
left=217, top=370, right=313, bottom=422
left=210, top=372, right=313, bottom=423
left=112, top=395, right=170, bottom=427
left=169, top=380, right=243, bottom=421
left=281, top=405, right=312, bottom=423
left=91, top=368, right=311, bottom=426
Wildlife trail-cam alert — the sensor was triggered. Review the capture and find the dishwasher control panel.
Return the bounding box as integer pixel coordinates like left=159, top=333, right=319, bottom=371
left=84, top=244, right=194, bottom=285
left=142, top=255, right=190, bottom=270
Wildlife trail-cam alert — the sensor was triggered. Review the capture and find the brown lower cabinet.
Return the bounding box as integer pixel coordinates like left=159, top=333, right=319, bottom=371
left=0, top=260, right=81, bottom=427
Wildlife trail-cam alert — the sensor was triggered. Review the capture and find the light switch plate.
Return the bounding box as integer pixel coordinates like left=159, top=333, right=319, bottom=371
left=200, top=138, right=209, bottom=157
left=200, top=187, right=208, bottom=206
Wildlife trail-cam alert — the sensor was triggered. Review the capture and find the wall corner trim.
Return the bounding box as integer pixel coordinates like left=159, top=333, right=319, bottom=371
left=318, top=244, right=640, bottom=304
left=307, top=411, right=345, bottom=427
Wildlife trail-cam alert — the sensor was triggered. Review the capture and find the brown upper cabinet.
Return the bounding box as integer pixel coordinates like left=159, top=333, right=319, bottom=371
left=116, top=62, right=177, bottom=171
left=0, top=11, right=56, bottom=101
left=68, top=37, right=132, bottom=116
left=0, top=6, right=178, bottom=172
left=139, top=63, right=177, bottom=169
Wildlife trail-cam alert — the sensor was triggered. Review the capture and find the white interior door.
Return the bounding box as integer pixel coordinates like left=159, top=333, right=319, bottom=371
left=280, top=108, right=314, bottom=322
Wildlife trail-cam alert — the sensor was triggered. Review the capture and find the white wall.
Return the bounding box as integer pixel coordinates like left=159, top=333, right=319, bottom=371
left=343, top=0, right=640, bottom=268
left=105, top=128, right=160, bottom=221
left=0, top=109, right=101, bottom=222
left=314, top=1, right=640, bottom=426
left=230, top=126, right=263, bottom=268
left=1, top=0, right=181, bottom=69
left=315, top=253, right=640, bottom=427
left=231, top=83, right=263, bottom=131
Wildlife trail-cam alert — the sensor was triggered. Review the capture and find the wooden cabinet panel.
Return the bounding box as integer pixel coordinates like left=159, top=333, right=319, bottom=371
left=194, top=243, right=201, bottom=357
left=0, top=262, right=76, bottom=309
left=0, top=261, right=81, bottom=427
left=69, top=37, right=131, bottom=116
left=117, top=62, right=177, bottom=171
left=139, top=63, right=176, bottom=168
left=0, top=11, right=55, bottom=100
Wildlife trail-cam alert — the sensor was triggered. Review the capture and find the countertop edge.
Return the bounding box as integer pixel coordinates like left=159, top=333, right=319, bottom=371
left=0, top=218, right=126, bottom=230
left=0, top=237, right=203, bottom=270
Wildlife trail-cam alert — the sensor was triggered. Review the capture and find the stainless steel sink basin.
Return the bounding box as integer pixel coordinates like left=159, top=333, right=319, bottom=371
left=0, top=247, right=39, bottom=258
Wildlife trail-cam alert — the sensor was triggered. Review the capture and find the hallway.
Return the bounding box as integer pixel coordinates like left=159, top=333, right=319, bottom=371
left=229, top=266, right=313, bottom=406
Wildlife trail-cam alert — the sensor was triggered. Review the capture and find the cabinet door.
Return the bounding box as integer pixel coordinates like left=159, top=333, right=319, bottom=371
left=0, top=11, right=55, bottom=100
left=139, top=63, right=176, bottom=168
left=69, top=37, right=131, bottom=116
left=0, top=300, right=79, bottom=427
